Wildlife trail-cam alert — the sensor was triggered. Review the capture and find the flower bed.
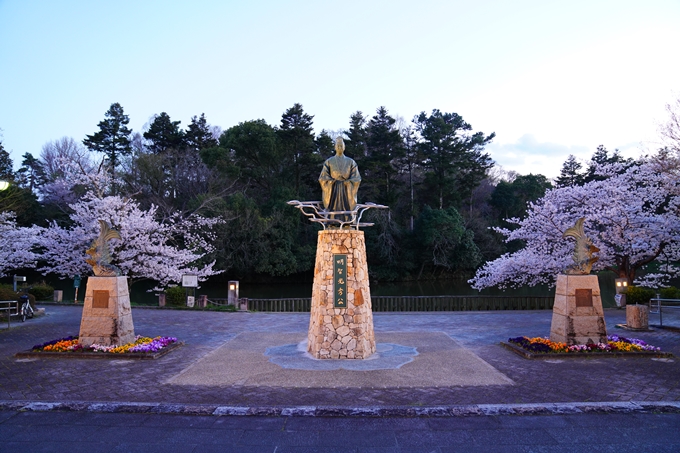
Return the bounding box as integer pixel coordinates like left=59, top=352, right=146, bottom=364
left=26, top=335, right=179, bottom=357
left=504, top=334, right=670, bottom=358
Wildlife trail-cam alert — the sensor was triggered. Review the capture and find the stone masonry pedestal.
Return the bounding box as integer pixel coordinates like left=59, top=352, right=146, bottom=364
left=308, top=229, right=376, bottom=359
left=79, top=276, right=135, bottom=347
left=550, top=274, right=607, bottom=345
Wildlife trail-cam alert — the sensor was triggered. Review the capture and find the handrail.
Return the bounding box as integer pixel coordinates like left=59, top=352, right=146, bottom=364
left=649, top=295, right=680, bottom=328
left=0, top=300, right=19, bottom=328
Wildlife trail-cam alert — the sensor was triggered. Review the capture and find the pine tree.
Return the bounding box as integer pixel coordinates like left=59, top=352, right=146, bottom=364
left=554, top=154, right=585, bottom=187
left=345, top=111, right=368, bottom=160
left=277, top=103, right=318, bottom=198
left=185, top=113, right=218, bottom=152
left=415, top=109, right=494, bottom=209
left=364, top=107, right=404, bottom=205
left=0, top=139, right=14, bottom=182
left=143, top=112, right=185, bottom=154
left=82, top=103, right=132, bottom=183
left=16, top=153, right=45, bottom=193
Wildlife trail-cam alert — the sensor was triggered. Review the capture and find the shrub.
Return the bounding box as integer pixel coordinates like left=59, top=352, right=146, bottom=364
left=164, top=286, right=186, bottom=307
left=26, top=281, right=54, bottom=301
left=659, top=286, right=680, bottom=300
left=626, top=286, right=656, bottom=305
left=0, top=284, right=36, bottom=311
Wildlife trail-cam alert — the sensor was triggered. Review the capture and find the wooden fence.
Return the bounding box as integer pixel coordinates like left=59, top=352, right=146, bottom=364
left=245, top=295, right=553, bottom=313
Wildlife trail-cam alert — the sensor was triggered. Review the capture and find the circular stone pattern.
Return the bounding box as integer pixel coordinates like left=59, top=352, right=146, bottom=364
left=265, top=341, right=418, bottom=371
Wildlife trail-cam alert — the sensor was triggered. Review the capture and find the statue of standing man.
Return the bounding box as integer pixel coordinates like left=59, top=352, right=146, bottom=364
left=319, top=137, right=361, bottom=220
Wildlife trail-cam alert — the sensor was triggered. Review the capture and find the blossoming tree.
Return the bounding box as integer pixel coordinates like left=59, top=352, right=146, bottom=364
left=24, top=160, right=222, bottom=289
left=469, top=154, right=680, bottom=289
left=0, top=212, right=38, bottom=277
left=34, top=192, right=222, bottom=289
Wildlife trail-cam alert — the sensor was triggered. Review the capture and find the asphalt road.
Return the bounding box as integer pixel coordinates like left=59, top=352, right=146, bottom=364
left=1, top=409, right=679, bottom=453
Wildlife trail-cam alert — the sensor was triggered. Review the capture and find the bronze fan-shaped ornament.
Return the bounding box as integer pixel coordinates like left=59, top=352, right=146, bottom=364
left=562, top=217, right=600, bottom=275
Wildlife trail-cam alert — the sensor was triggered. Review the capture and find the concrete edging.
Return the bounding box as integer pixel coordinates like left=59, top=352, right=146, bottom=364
left=0, top=400, right=678, bottom=417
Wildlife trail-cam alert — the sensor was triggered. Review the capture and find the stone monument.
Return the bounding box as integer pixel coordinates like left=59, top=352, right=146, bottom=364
left=550, top=217, right=607, bottom=345
left=288, top=137, right=386, bottom=359
left=79, top=220, right=135, bottom=346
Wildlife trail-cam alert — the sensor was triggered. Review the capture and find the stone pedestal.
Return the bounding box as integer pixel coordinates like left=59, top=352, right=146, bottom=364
left=308, top=229, right=376, bottom=359
left=79, top=276, right=135, bottom=346
left=550, top=274, right=607, bottom=345
left=626, top=304, right=649, bottom=329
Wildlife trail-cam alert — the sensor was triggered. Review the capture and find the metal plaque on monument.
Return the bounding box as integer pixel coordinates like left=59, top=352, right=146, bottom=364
left=288, top=137, right=386, bottom=359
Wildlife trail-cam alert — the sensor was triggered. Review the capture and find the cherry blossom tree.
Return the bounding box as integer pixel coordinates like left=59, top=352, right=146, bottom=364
left=0, top=212, right=39, bottom=277
left=34, top=192, right=222, bottom=289
left=469, top=154, right=680, bottom=289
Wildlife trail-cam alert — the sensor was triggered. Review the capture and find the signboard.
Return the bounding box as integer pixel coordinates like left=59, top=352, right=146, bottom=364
left=333, top=254, right=347, bottom=308
left=182, top=274, right=198, bottom=288
left=186, top=296, right=195, bottom=308
left=73, top=275, right=81, bottom=288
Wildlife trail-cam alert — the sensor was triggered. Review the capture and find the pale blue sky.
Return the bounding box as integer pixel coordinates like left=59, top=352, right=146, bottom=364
left=1, top=0, right=678, bottom=178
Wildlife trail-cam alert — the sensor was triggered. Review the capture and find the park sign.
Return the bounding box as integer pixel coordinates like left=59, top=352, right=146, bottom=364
left=182, top=274, right=198, bottom=288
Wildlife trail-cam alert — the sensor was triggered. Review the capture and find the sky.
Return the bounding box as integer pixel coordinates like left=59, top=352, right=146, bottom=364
left=1, top=0, right=679, bottom=179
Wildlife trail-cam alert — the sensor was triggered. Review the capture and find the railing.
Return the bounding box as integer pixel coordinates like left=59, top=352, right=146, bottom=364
left=245, top=295, right=554, bottom=313
left=649, top=296, right=680, bottom=328
left=0, top=301, right=19, bottom=328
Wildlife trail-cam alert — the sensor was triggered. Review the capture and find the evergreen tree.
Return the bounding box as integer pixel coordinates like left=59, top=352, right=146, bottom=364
left=143, top=112, right=185, bottom=153
left=83, top=103, right=132, bottom=184
left=415, top=109, right=494, bottom=209
left=185, top=113, right=218, bottom=152
left=277, top=103, right=318, bottom=198
left=16, top=153, right=46, bottom=193
left=315, top=130, right=335, bottom=158
left=364, top=107, right=404, bottom=205
left=0, top=139, right=14, bottom=182
left=554, top=154, right=585, bottom=187
left=490, top=174, right=552, bottom=221
left=345, top=111, right=368, bottom=160
left=219, top=119, right=282, bottom=201
left=583, top=145, right=633, bottom=183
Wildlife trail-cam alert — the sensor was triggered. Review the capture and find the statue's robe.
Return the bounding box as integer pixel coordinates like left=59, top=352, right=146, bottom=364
left=318, top=155, right=361, bottom=221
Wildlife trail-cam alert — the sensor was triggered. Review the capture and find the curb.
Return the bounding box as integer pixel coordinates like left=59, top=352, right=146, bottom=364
left=1, top=400, right=679, bottom=417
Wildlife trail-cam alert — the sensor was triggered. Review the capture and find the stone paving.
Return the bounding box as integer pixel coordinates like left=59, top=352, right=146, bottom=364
left=1, top=305, right=679, bottom=409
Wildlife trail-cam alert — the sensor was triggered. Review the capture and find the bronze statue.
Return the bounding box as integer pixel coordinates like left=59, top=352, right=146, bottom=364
left=318, top=137, right=361, bottom=220
left=86, top=220, right=122, bottom=276
left=562, top=217, right=599, bottom=275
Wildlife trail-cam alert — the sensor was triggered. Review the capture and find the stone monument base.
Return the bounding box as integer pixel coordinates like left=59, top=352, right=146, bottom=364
left=79, top=276, right=135, bottom=346
left=626, top=304, right=649, bottom=330
left=308, top=229, right=376, bottom=359
left=550, top=274, right=607, bottom=345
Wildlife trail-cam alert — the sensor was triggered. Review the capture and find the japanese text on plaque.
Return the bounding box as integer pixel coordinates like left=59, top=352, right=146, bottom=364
left=334, top=254, right=347, bottom=308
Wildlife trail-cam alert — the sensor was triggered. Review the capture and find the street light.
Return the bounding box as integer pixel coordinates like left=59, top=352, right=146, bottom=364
left=615, top=277, right=629, bottom=308
left=0, top=180, right=9, bottom=191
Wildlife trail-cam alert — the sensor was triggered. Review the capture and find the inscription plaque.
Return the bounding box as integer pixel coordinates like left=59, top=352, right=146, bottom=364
left=333, top=254, right=347, bottom=308
left=92, top=290, right=110, bottom=308
left=574, top=288, right=593, bottom=307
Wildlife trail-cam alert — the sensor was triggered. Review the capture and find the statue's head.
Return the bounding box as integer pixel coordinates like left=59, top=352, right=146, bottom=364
left=335, top=137, right=345, bottom=155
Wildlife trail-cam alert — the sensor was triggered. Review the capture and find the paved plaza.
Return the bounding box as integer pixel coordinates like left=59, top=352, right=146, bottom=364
left=1, top=305, right=679, bottom=451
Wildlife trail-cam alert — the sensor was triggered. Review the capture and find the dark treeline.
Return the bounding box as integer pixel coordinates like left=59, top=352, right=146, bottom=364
left=1, top=103, right=563, bottom=283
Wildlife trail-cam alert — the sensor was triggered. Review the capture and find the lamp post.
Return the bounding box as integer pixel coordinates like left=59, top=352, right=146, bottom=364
left=0, top=180, right=9, bottom=191
left=614, top=277, right=628, bottom=308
